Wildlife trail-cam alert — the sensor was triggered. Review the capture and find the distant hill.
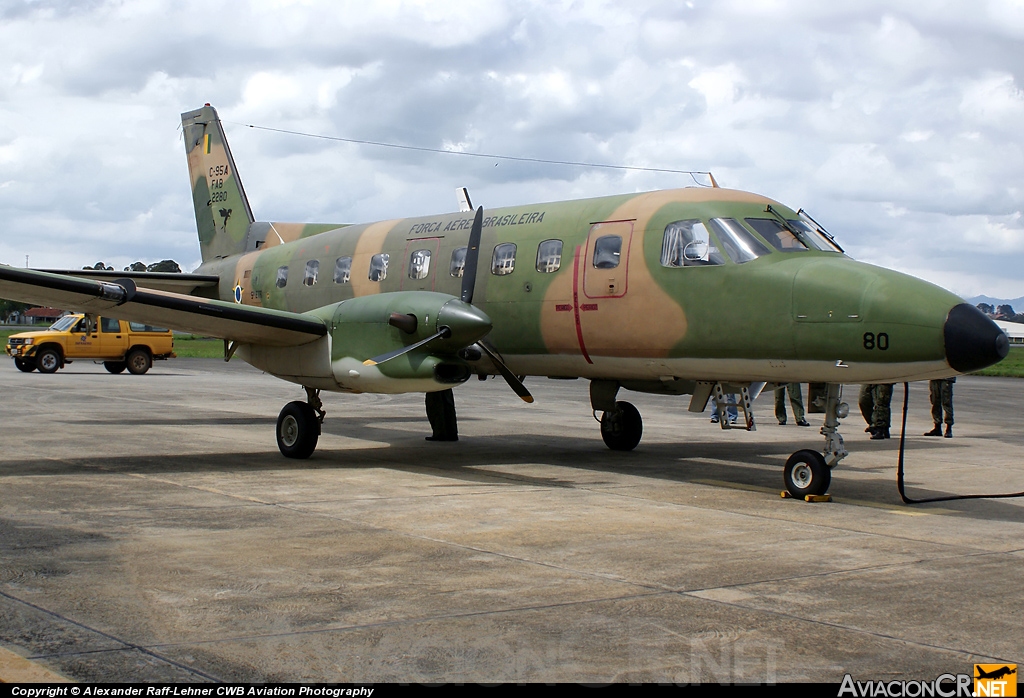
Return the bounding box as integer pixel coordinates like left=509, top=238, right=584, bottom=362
left=967, top=295, right=1024, bottom=310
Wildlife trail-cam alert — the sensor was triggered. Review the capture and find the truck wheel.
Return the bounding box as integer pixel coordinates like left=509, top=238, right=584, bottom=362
left=36, top=348, right=61, bottom=374
left=126, top=348, right=152, bottom=375
left=15, top=358, right=36, bottom=373
left=104, top=361, right=127, bottom=374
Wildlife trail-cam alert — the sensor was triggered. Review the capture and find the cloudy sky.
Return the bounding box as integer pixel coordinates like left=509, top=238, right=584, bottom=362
left=2, top=0, right=1022, bottom=300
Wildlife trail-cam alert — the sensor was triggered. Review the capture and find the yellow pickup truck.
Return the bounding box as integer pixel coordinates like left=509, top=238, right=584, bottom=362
left=6, top=313, right=175, bottom=374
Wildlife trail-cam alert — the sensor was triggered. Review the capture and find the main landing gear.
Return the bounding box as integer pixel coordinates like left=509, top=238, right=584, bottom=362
left=277, top=387, right=325, bottom=459
left=591, top=380, right=643, bottom=451
left=783, top=383, right=849, bottom=498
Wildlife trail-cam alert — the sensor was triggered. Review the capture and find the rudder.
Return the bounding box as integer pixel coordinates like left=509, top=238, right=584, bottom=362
left=181, top=105, right=255, bottom=262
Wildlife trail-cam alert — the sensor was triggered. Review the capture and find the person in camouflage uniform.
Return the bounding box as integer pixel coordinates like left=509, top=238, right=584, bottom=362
left=775, top=383, right=810, bottom=426
left=859, top=383, right=894, bottom=439
left=924, top=377, right=955, bottom=438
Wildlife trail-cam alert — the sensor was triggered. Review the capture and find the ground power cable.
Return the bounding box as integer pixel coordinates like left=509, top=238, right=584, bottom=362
left=896, top=382, right=1024, bottom=504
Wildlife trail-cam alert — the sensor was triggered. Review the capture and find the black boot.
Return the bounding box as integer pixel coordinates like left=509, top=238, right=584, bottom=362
left=944, top=425, right=952, bottom=438
left=870, top=427, right=890, bottom=440
left=924, top=425, right=942, bottom=436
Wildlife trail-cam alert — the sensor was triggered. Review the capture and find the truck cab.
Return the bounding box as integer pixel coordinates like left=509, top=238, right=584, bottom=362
left=6, top=313, right=175, bottom=374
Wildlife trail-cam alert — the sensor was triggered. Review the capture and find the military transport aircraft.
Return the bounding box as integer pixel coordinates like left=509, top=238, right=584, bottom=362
left=0, top=105, right=1009, bottom=498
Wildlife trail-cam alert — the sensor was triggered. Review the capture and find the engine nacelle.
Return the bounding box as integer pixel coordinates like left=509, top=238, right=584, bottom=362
left=329, top=291, right=489, bottom=394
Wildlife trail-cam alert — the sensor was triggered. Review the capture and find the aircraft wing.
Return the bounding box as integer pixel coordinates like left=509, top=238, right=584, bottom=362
left=38, top=269, right=220, bottom=294
left=0, top=265, right=326, bottom=347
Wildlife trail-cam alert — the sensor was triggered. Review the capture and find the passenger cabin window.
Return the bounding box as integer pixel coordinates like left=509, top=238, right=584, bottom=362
left=333, top=256, right=352, bottom=284
left=491, top=243, right=516, bottom=276
left=408, top=249, right=432, bottom=280
left=745, top=218, right=808, bottom=251
left=303, top=260, right=319, bottom=286
left=536, top=239, right=563, bottom=273
left=593, top=235, right=622, bottom=269
left=276, top=266, right=289, bottom=288
left=708, top=218, right=771, bottom=264
left=368, top=253, right=389, bottom=282
left=100, top=317, right=120, bottom=333
left=660, top=220, right=725, bottom=267
left=450, top=247, right=467, bottom=278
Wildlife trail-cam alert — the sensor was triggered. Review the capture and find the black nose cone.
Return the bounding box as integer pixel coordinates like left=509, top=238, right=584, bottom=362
left=944, top=303, right=1009, bottom=373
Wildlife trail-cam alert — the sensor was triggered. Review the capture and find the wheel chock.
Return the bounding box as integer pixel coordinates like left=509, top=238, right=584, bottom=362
left=780, top=491, right=832, bottom=503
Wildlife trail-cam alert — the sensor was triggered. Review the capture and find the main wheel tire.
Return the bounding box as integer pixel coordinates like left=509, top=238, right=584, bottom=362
left=600, top=400, right=643, bottom=451
left=125, top=348, right=152, bottom=375
left=14, top=358, right=35, bottom=373
left=784, top=449, right=831, bottom=498
left=36, top=347, right=61, bottom=374
left=104, top=361, right=127, bottom=374
left=277, top=401, right=320, bottom=459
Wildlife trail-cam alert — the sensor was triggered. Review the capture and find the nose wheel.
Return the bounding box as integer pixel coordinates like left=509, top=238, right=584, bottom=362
left=784, top=450, right=831, bottom=498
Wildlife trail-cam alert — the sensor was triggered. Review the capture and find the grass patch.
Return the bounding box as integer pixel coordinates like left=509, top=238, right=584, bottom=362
left=171, top=335, right=224, bottom=358
left=971, top=345, right=1024, bottom=378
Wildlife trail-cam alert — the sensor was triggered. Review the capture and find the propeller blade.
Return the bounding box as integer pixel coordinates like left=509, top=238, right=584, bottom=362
left=460, top=206, right=484, bottom=304
left=363, top=326, right=452, bottom=366
left=477, top=341, right=534, bottom=403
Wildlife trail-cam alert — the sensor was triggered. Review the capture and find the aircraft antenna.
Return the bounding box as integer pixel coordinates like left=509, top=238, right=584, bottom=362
left=226, top=120, right=716, bottom=186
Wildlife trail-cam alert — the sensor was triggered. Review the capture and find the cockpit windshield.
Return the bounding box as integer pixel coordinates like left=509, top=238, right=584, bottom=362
left=708, top=218, right=771, bottom=263
left=745, top=218, right=808, bottom=251
left=791, top=211, right=844, bottom=253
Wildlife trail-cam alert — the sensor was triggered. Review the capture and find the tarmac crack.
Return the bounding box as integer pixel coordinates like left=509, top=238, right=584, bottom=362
left=0, top=589, right=223, bottom=681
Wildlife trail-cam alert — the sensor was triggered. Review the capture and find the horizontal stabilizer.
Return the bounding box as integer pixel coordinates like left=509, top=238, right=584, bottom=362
left=38, top=269, right=220, bottom=294
left=0, top=265, right=325, bottom=347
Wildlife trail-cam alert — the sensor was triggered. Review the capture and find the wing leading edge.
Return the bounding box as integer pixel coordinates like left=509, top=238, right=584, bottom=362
left=0, top=265, right=326, bottom=347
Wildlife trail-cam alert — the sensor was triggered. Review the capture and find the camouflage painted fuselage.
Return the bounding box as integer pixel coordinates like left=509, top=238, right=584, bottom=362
left=181, top=105, right=988, bottom=395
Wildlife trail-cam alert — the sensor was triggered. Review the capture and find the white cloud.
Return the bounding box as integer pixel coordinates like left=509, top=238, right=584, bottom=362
left=0, top=0, right=1020, bottom=297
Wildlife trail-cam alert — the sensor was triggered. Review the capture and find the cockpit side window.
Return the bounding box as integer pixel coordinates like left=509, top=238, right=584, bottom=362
left=708, top=218, right=771, bottom=264
left=745, top=218, right=808, bottom=251
left=276, top=266, right=289, bottom=288
left=660, top=220, right=726, bottom=267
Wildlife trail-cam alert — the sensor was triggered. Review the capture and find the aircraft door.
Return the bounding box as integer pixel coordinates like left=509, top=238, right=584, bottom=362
left=573, top=220, right=634, bottom=360
left=401, top=238, right=441, bottom=292
left=582, top=221, right=633, bottom=299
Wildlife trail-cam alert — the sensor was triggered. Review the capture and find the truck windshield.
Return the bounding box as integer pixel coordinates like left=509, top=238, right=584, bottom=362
left=48, top=316, right=77, bottom=331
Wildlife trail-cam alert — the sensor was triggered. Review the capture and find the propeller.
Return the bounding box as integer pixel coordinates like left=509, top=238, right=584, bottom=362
left=476, top=341, right=534, bottom=403
left=460, top=206, right=533, bottom=403
left=460, top=206, right=483, bottom=304
left=365, top=204, right=534, bottom=404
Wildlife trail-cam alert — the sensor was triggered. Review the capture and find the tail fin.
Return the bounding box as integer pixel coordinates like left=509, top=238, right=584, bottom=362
left=181, top=105, right=255, bottom=262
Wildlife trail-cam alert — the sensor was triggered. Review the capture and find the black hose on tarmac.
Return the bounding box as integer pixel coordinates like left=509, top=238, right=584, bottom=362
left=897, top=382, right=1024, bottom=504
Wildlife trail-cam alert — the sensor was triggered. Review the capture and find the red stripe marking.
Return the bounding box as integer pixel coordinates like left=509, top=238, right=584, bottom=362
left=572, top=245, right=593, bottom=364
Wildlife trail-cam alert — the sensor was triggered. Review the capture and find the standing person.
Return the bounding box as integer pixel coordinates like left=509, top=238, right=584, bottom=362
left=775, top=383, right=810, bottom=426
left=425, top=389, right=458, bottom=441
left=869, top=383, right=894, bottom=440
left=859, top=384, right=876, bottom=432
left=924, top=377, right=955, bottom=438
